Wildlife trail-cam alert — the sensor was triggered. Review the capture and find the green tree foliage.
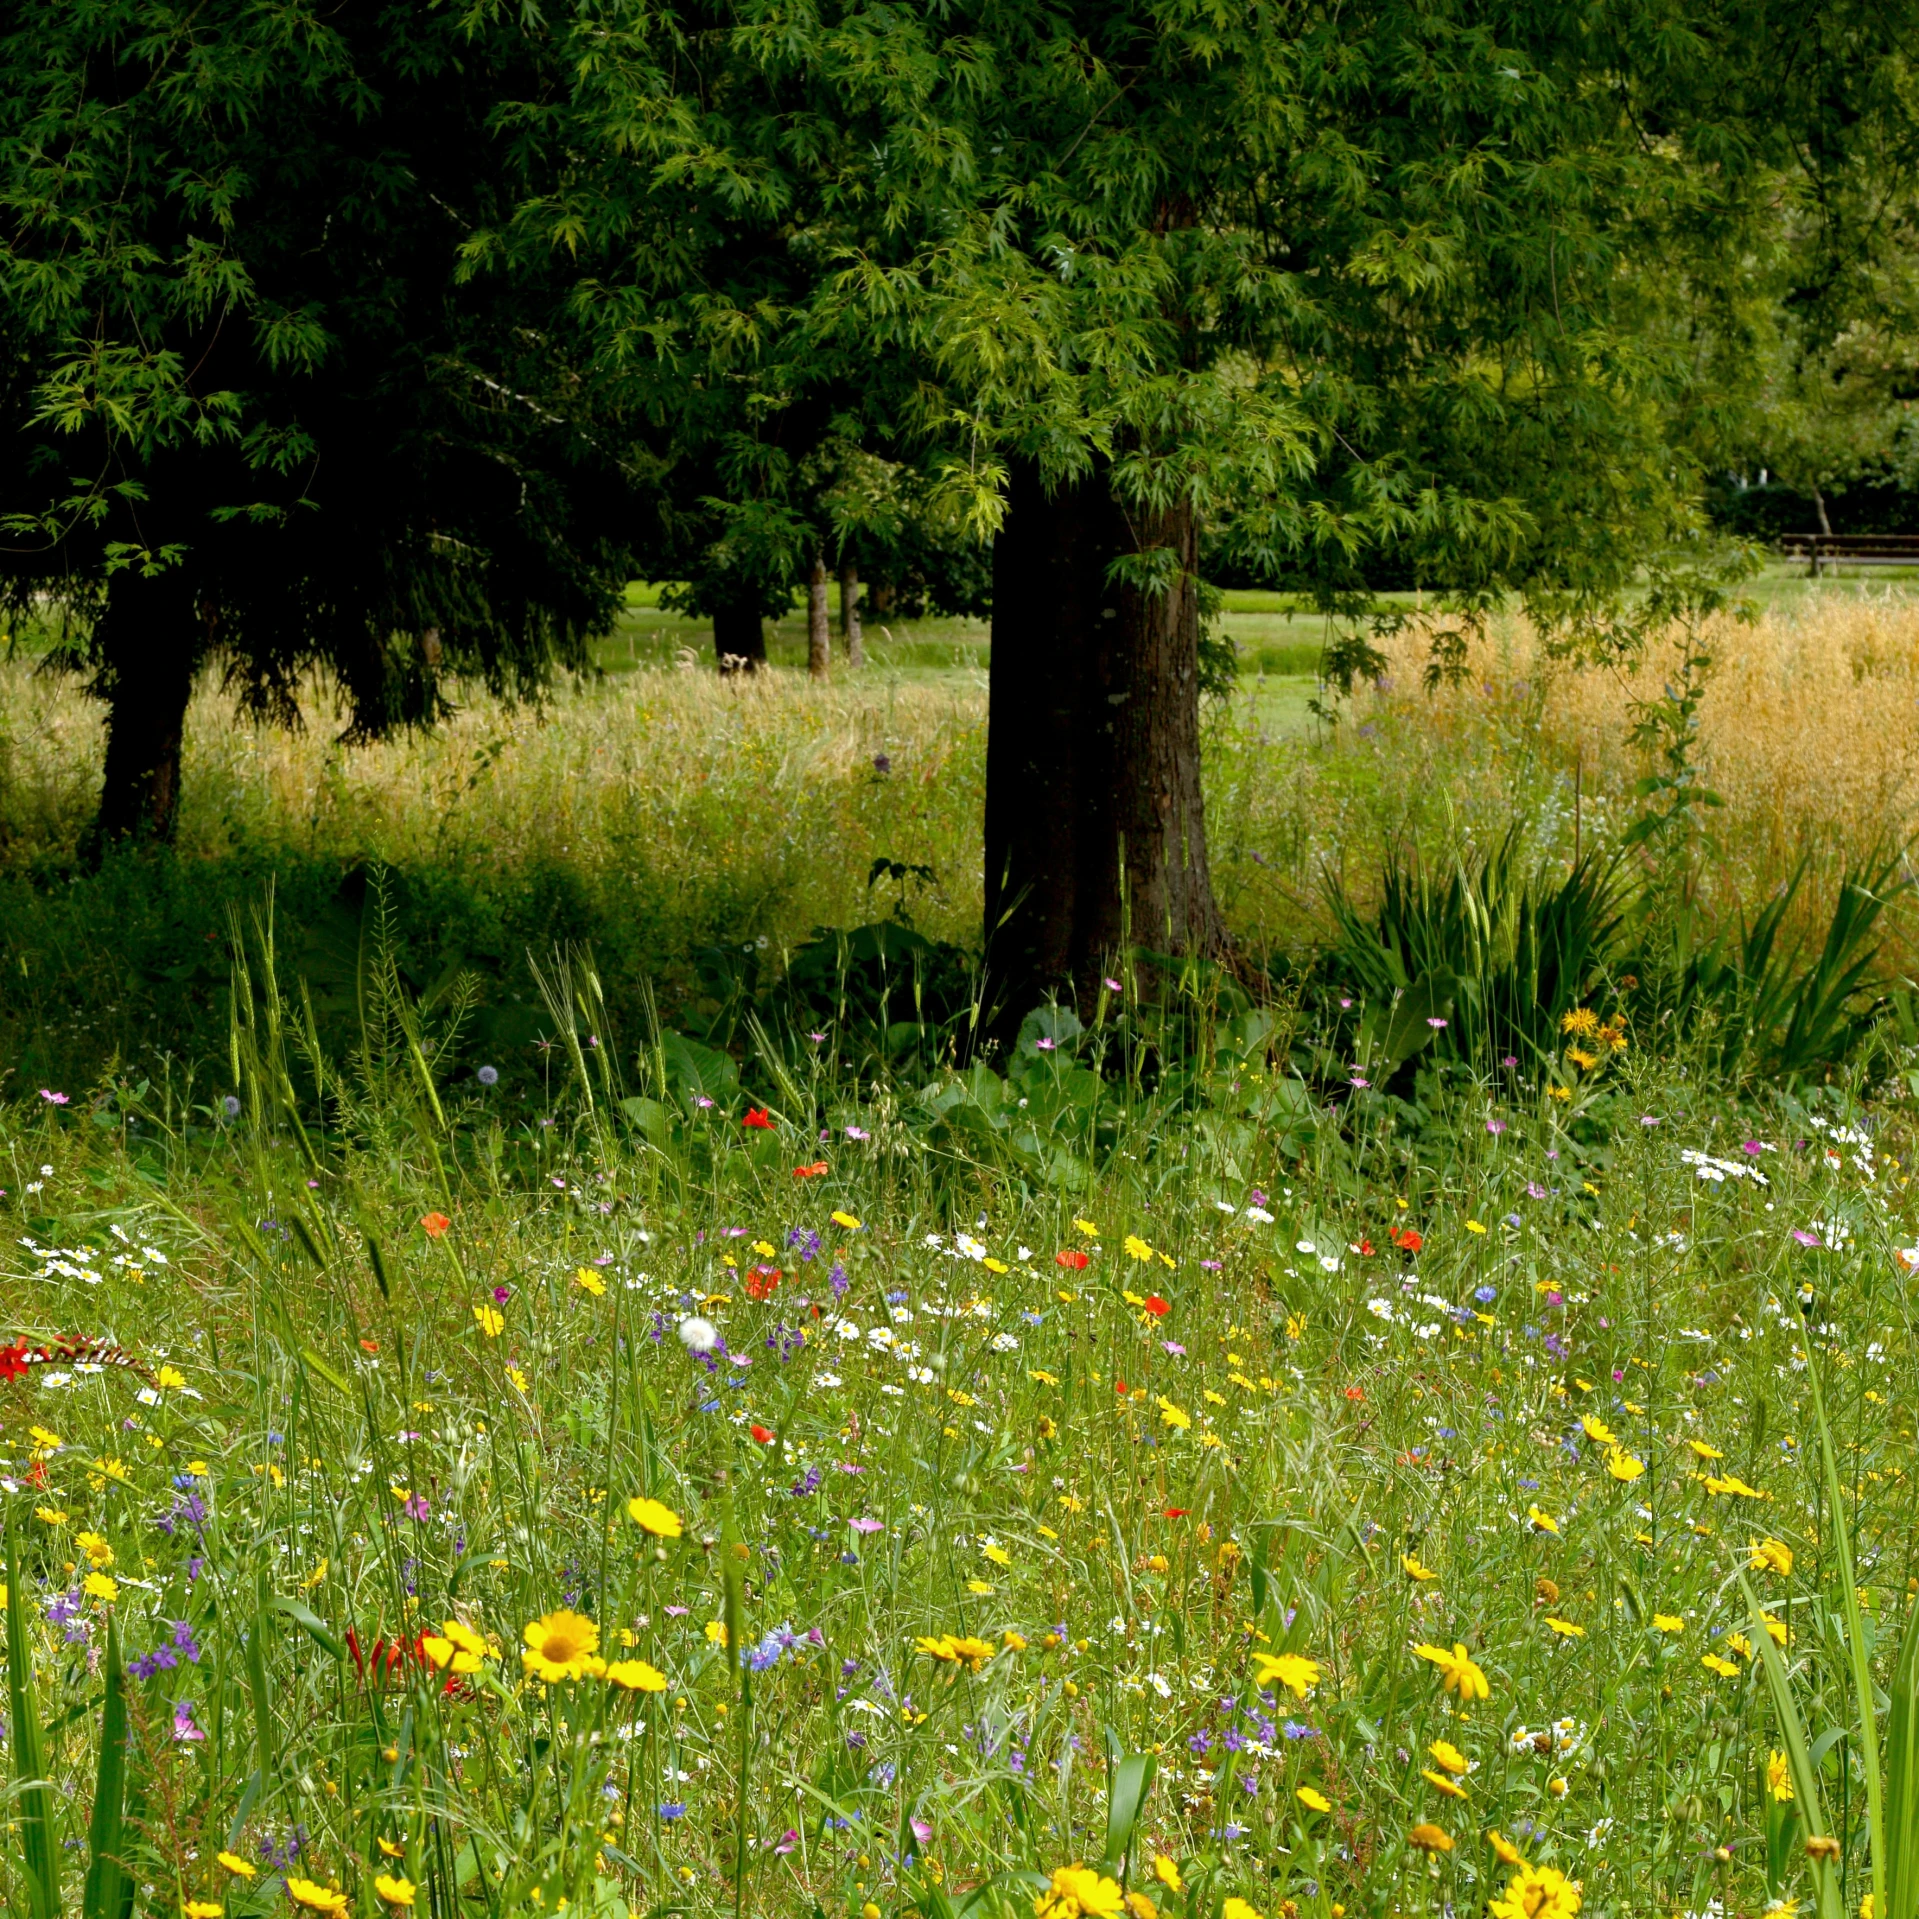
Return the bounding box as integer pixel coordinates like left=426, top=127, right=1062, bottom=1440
left=0, top=0, right=656, bottom=842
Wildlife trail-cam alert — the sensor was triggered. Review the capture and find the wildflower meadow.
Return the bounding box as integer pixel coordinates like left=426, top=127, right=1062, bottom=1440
left=5, top=897, right=1919, bottom=1919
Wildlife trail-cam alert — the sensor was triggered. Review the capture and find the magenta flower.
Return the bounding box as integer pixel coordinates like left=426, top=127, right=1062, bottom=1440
left=1426, top=1017, right=1447, bottom=1029
left=1792, top=1229, right=1822, bottom=1247
left=402, top=1494, right=430, bottom=1521
left=1486, top=1119, right=1507, bottom=1135
left=1035, top=1037, right=1056, bottom=1051
left=38, top=1089, right=68, bottom=1105
left=1103, top=976, right=1122, bottom=992
left=849, top=1516, right=884, bottom=1534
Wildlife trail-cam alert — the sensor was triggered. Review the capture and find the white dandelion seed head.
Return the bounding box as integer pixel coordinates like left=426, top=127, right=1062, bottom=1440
left=677, top=1316, right=720, bottom=1354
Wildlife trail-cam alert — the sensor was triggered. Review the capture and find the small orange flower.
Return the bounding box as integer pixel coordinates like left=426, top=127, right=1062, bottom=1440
left=791, top=1161, right=828, bottom=1178
left=742, top=1108, right=773, bottom=1130
left=749, top=1424, right=775, bottom=1445
left=420, top=1212, right=451, bottom=1239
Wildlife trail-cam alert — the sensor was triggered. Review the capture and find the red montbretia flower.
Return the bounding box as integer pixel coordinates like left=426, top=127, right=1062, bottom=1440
left=745, top=1267, right=781, bottom=1300
left=742, top=1108, right=773, bottom=1130
left=1055, top=1249, right=1090, bottom=1271
left=791, top=1161, right=828, bottom=1178
left=1163, top=1507, right=1190, bottom=1519
left=420, top=1211, right=451, bottom=1239
left=1143, top=1294, right=1169, bottom=1317
left=749, top=1424, right=776, bottom=1445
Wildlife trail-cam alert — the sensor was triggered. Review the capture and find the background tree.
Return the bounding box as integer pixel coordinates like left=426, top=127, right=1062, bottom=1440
left=0, top=0, right=655, bottom=847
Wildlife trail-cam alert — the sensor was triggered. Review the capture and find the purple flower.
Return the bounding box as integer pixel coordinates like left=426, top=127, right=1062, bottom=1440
left=845, top=1125, right=870, bottom=1141
left=402, top=1494, right=430, bottom=1522
left=492, top=1284, right=512, bottom=1305
left=1249, top=1189, right=1269, bottom=1207
left=173, top=1699, right=206, bottom=1742
left=808, top=1031, right=827, bottom=1044
left=1035, top=1037, right=1056, bottom=1051
left=1501, top=1055, right=1518, bottom=1068
left=658, top=1802, right=687, bottom=1822
left=1200, top=1259, right=1222, bottom=1270
left=1742, top=1140, right=1765, bottom=1156
left=1161, top=1340, right=1186, bottom=1356
left=910, top=1817, right=933, bottom=1847
left=1349, top=1075, right=1370, bottom=1089
left=1103, top=977, right=1122, bottom=992
left=1640, top=1115, right=1660, bottom=1127
left=696, top=1096, right=715, bottom=1109
left=1526, top=1182, right=1548, bottom=1200
left=1792, top=1229, right=1822, bottom=1247
left=38, top=1089, right=69, bottom=1105
left=1487, top=1119, right=1507, bottom=1135
left=872, top=754, right=891, bottom=773
left=829, top=1261, right=849, bottom=1298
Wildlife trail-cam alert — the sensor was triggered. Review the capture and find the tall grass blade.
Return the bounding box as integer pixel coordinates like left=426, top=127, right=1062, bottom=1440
left=1883, top=1592, right=1919, bottom=1919
left=5, top=1508, right=60, bottom=1919
left=1808, top=1352, right=1889, bottom=1915
left=81, top=1615, right=130, bottom=1919
left=1743, top=1569, right=1846, bottom=1919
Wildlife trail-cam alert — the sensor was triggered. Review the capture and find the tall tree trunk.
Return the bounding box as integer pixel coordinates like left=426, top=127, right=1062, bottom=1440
left=984, top=457, right=1223, bottom=1033
left=807, top=552, right=831, bottom=680
left=713, top=596, right=766, bottom=673
left=839, top=557, right=865, bottom=667
left=88, top=565, right=202, bottom=852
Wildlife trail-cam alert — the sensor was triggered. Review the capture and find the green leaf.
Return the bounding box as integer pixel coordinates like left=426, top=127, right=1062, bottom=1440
left=1101, top=1744, right=1157, bottom=1875
left=81, top=1616, right=129, bottom=1919
left=6, top=1505, right=61, bottom=1919
left=267, top=1596, right=344, bottom=1662
left=1742, top=1569, right=1845, bottom=1919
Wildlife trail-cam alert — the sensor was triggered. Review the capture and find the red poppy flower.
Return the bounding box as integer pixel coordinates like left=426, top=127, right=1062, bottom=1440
left=1163, top=1507, right=1190, bottom=1519
left=792, top=1161, right=828, bottom=1178
left=1055, top=1249, right=1090, bottom=1270
left=749, top=1423, right=775, bottom=1444
left=1144, top=1294, right=1169, bottom=1317
left=745, top=1267, right=781, bottom=1300
left=742, top=1107, right=773, bottom=1130
left=27, top=1460, right=47, bottom=1488
left=420, top=1211, right=451, bottom=1240
left=359, top=1338, right=380, bottom=1355
left=1114, top=1379, right=1129, bottom=1396
left=1344, top=1385, right=1366, bottom=1402
left=0, top=1338, right=30, bottom=1382
left=1392, top=1227, right=1424, bottom=1253
left=1354, top=1237, right=1375, bottom=1257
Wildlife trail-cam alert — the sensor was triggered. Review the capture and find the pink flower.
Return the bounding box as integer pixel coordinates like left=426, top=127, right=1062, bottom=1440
left=38, top=1089, right=69, bottom=1105
left=1426, top=1016, right=1447, bottom=1029
left=1486, top=1119, right=1507, bottom=1135
left=1103, top=977, right=1122, bottom=992
left=1035, top=1037, right=1056, bottom=1051
left=1792, top=1229, right=1822, bottom=1247
left=850, top=1516, right=884, bottom=1534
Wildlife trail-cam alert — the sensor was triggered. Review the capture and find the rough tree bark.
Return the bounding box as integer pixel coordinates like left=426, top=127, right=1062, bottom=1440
left=87, top=564, right=204, bottom=851
left=712, top=596, right=767, bottom=673
left=839, top=557, right=865, bottom=667
left=807, top=552, right=831, bottom=679
left=983, top=457, right=1223, bottom=1033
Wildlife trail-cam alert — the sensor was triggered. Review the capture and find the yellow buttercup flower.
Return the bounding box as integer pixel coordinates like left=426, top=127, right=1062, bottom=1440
left=1768, top=1751, right=1794, bottom=1802
left=574, top=1266, right=606, bottom=1296
left=1605, top=1448, right=1645, bottom=1482
left=606, top=1659, right=668, bottom=1692
left=1151, top=1857, right=1183, bottom=1895
left=472, top=1304, right=504, bottom=1338
left=1487, top=1829, right=1525, bottom=1866
left=1703, top=1473, right=1766, bottom=1499
left=1652, top=1614, right=1686, bottom=1634
left=1408, top=1823, right=1454, bottom=1852
left=185, top=1903, right=223, bottom=1919
left=1701, top=1653, right=1741, bottom=1677
left=1156, top=1397, right=1191, bottom=1431
left=982, top=1541, right=1012, bottom=1567
left=374, top=1878, right=417, bottom=1910
left=1423, top=1768, right=1468, bottom=1799
left=916, top=1634, right=996, bottom=1673
left=1252, top=1651, right=1320, bottom=1698
left=1035, top=1864, right=1126, bottom=1919
left=1402, top=1554, right=1437, bottom=1581
left=1526, top=1504, right=1561, bottom=1535
left=831, top=1210, right=861, bottom=1229
left=1544, top=1617, right=1585, bottom=1638
left=1296, top=1785, right=1332, bottom=1813
left=1487, top=1863, right=1582, bottom=1919
left=1580, top=1415, right=1615, bottom=1446
left=284, top=1883, right=349, bottom=1914
left=83, top=1572, right=118, bottom=1604
left=1221, top=1901, right=1263, bottom=1919
left=215, top=1854, right=256, bottom=1878
left=1414, top=1642, right=1491, bottom=1702
left=1751, top=1538, right=1794, bottom=1576
left=1429, top=1739, right=1469, bottom=1774
left=422, top=1618, right=494, bottom=1675
left=627, top=1497, right=683, bottom=1538
left=521, top=1609, right=603, bottom=1682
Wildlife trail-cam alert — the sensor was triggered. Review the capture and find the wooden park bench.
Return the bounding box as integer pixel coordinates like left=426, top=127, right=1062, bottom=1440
left=1778, top=532, right=1919, bottom=575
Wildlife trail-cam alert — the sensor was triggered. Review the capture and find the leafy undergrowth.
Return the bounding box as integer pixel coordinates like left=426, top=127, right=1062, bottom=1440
left=5, top=966, right=1919, bottom=1919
